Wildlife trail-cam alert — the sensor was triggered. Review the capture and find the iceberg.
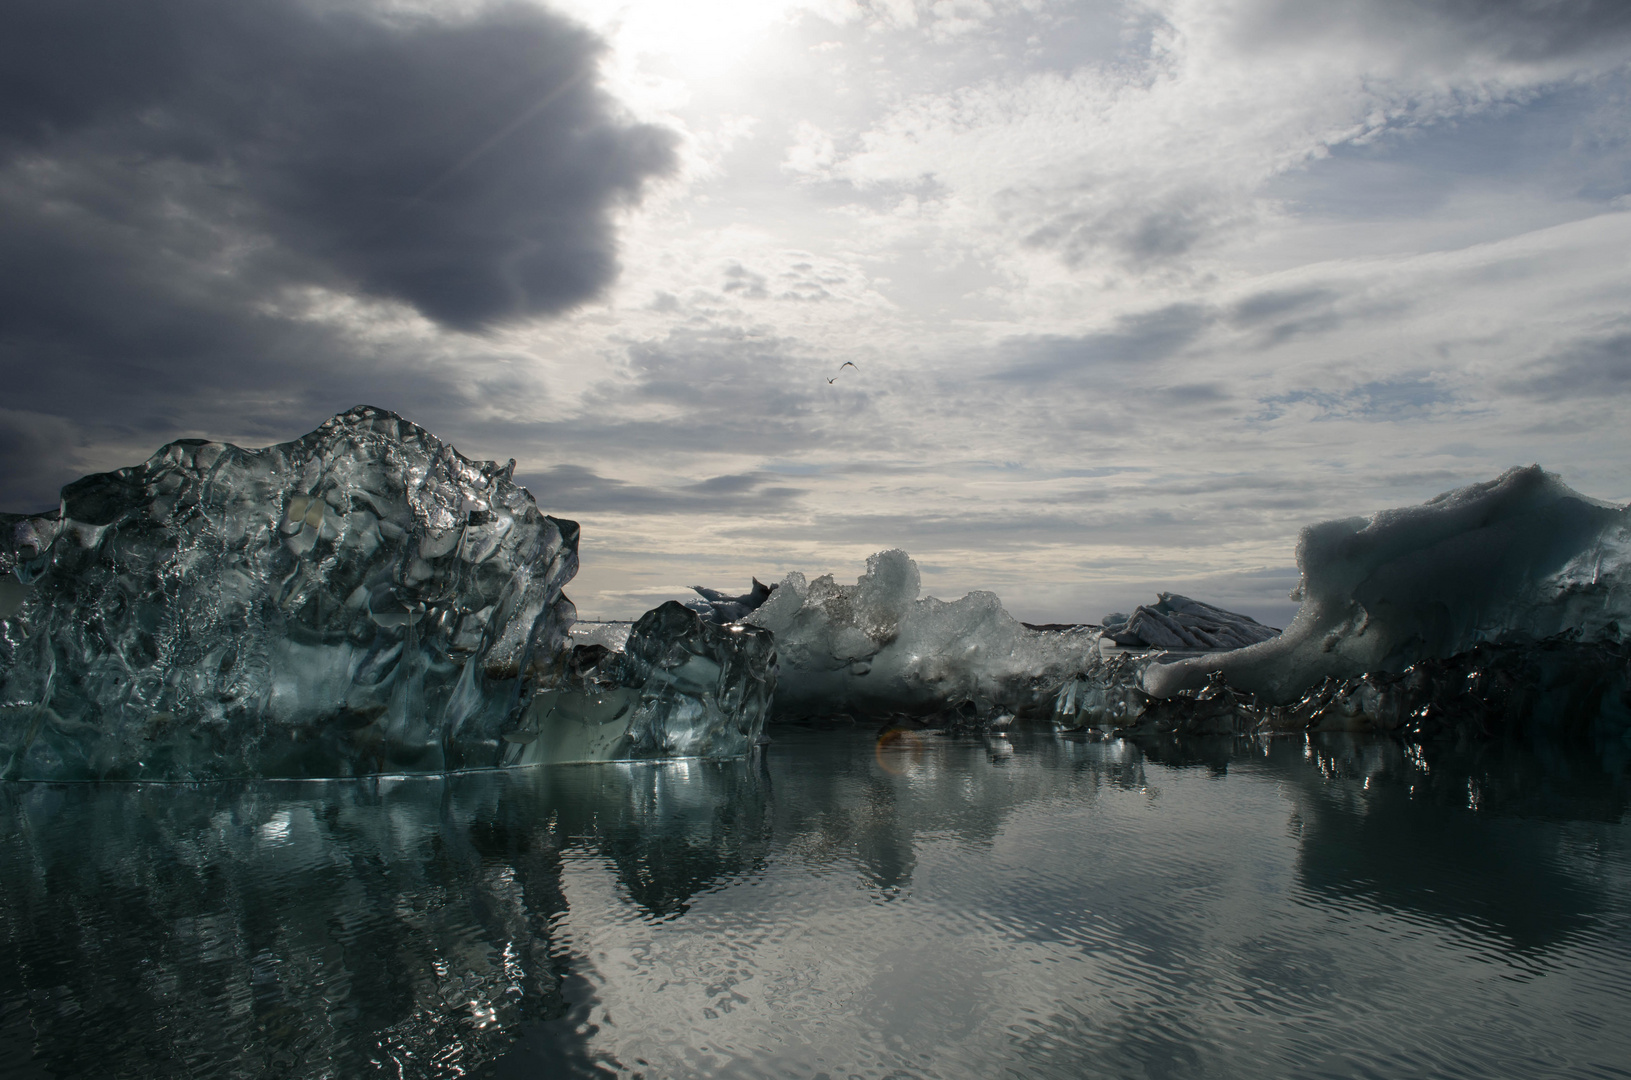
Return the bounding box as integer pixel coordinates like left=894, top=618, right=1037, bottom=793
left=684, top=578, right=777, bottom=624
left=7, top=420, right=1626, bottom=777
left=1102, top=594, right=1279, bottom=650
left=506, top=601, right=776, bottom=765
left=747, top=549, right=1097, bottom=724
left=1052, top=466, right=1631, bottom=747
left=1056, top=634, right=1631, bottom=753
left=1144, top=465, right=1631, bottom=703
left=0, top=406, right=582, bottom=780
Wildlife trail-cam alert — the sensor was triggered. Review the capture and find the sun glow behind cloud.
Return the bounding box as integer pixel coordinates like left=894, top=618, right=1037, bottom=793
left=500, top=0, right=1631, bottom=621
left=548, top=0, right=827, bottom=108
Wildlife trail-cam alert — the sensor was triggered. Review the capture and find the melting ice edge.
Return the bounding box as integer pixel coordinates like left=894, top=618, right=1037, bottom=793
left=2, top=406, right=1629, bottom=781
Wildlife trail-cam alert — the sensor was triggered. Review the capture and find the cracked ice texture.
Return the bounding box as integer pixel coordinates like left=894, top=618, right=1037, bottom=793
left=1102, top=594, right=1279, bottom=650
left=0, top=406, right=579, bottom=780
left=748, top=549, right=1096, bottom=722
left=510, top=602, right=776, bottom=765
left=1146, top=466, right=1631, bottom=704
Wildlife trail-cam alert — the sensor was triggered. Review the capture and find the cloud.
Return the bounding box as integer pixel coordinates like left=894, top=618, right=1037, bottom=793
left=0, top=409, right=84, bottom=512
left=1256, top=377, right=1458, bottom=422
left=722, top=263, right=771, bottom=300
left=992, top=304, right=1217, bottom=381
left=0, top=0, right=677, bottom=510
left=782, top=0, right=1631, bottom=285
left=1504, top=329, right=1631, bottom=400
left=517, top=463, right=805, bottom=516
left=1229, top=288, right=1337, bottom=326
left=0, top=0, right=676, bottom=331
left=553, top=324, right=880, bottom=458
left=1226, top=0, right=1631, bottom=66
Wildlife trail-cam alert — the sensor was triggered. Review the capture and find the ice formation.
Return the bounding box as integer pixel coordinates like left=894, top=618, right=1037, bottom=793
left=746, top=549, right=1097, bottom=723
left=1102, top=594, right=1279, bottom=650
left=0, top=409, right=789, bottom=780
left=1144, top=466, right=1631, bottom=704
left=0, top=407, right=587, bottom=780
left=8, top=427, right=1627, bottom=775
left=1055, top=636, right=1631, bottom=756
left=685, top=578, right=777, bottom=624
left=507, top=601, right=776, bottom=765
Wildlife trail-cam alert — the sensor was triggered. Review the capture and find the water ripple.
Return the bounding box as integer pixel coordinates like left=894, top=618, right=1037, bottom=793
left=2, top=731, right=1628, bottom=1078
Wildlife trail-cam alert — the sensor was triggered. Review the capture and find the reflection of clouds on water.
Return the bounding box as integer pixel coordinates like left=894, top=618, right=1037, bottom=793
left=2, top=730, right=1628, bottom=1078
left=518, top=730, right=1631, bottom=1078
left=0, top=775, right=586, bottom=1078
left=1274, top=734, right=1630, bottom=955
left=550, top=758, right=774, bottom=920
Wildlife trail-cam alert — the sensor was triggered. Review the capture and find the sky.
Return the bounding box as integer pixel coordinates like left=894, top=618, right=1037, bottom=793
left=3, top=0, right=1630, bottom=624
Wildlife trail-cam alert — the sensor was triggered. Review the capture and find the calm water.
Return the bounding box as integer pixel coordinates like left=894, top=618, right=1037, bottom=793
left=2, top=727, right=1629, bottom=1079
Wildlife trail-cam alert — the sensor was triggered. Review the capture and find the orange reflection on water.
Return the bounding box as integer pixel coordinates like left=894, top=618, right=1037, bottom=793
left=874, top=727, right=927, bottom=775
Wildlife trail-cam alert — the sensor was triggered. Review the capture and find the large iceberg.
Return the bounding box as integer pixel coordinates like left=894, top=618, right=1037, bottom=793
left=1144, top=465, right=1631, bottom=703
left=747, top=549, right=1097, bottom=724
left=0, top=407, right=583, bottom=780
left=1049, top=466, right=1631, bottom=746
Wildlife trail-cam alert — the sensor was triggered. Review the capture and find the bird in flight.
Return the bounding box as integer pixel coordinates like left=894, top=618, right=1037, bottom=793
left=827, top=361, right=859, bottom=384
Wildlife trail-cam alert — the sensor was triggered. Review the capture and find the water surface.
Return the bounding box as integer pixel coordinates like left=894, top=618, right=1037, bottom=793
left=2, top=728, right=1628, bottom=1078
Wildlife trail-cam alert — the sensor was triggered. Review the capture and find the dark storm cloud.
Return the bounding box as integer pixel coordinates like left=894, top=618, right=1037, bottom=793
left=0, top=0, right=676, bottom=511
left=0, top=410, right=83, bottom=513
left=516, top=464, right=804, bottom=516
left=0, top=0, right=676, bottom=330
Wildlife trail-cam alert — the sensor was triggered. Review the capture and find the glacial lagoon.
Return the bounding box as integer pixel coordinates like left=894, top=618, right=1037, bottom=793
left=3, top=726, right=1629, bottom=1079
left=5, top=411, right=1631, bottom=1077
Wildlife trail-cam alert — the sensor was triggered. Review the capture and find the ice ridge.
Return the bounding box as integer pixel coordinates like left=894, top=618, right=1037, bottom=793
left=1102, top=594, right=1278, bottom=650
left=685, top=578, right=777, bottom=624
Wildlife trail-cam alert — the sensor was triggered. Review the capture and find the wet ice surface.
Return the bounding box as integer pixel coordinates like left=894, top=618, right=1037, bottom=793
left=3, top=729, right=1630, bottom=1079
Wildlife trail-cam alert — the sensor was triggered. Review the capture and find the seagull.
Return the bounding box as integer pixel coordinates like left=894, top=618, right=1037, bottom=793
left=827, top=361, right=859, bottom=384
